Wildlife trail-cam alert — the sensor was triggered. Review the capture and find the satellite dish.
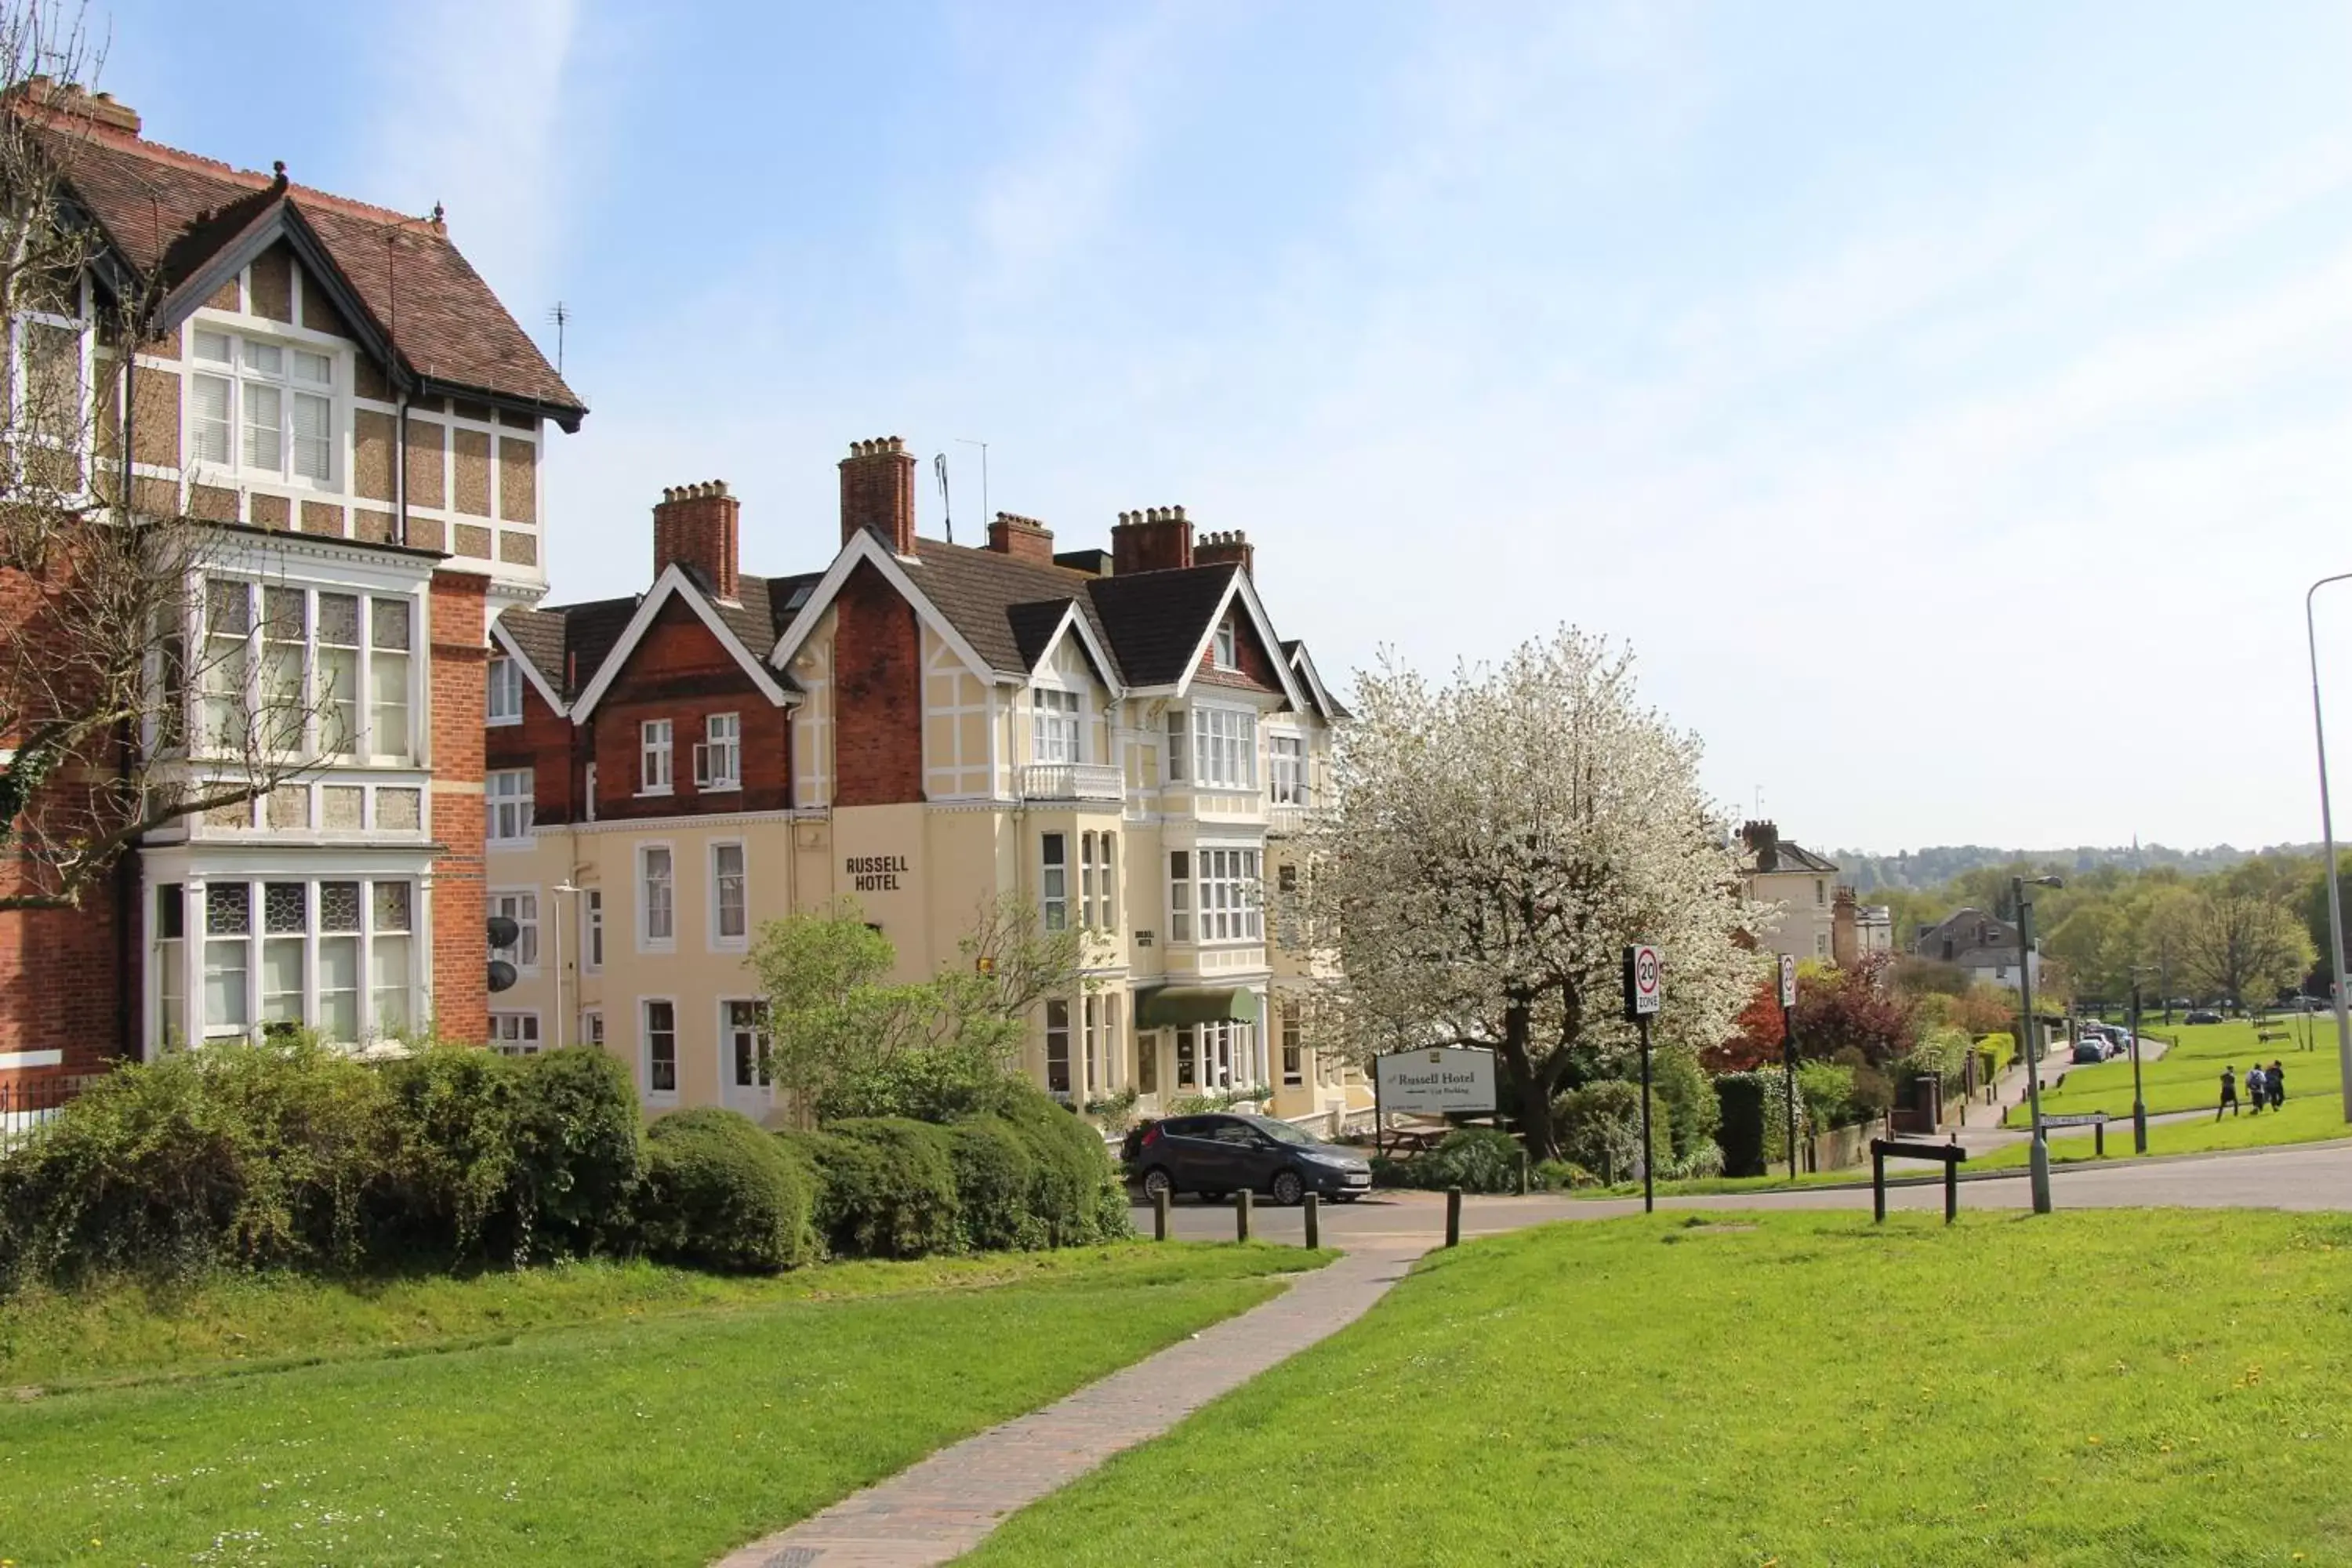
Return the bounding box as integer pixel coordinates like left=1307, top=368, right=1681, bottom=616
left=487, top=914, right=520, bottom=949
left=488, top=959, right=518, bottom=994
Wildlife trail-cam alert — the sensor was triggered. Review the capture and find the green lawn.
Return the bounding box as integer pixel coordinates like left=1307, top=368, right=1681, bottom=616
left=968, top=1211, right=2352, bottom=1566
left=2030, top=1017, right=2339, bottom=1120
left=1971, top=1090, right=2352, bottom=1170
left=0, top=1245, right=1327, bottom=1564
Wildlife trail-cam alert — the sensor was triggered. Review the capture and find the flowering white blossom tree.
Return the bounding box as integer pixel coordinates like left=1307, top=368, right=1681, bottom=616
left=1298, top=628, right=1762, bottom=1161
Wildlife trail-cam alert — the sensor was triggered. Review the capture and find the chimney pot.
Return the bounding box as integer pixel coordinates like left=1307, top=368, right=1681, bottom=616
left=1111, top=503, right=1195, bottom=575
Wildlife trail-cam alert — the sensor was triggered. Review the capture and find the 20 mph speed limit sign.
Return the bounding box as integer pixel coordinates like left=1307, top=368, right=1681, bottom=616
left=1623, top=943, right=1663, bottom=1020
left=1779, top=953, right=1798, bottom=1009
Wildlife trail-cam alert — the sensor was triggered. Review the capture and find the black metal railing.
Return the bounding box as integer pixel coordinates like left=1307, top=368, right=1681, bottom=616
left=0, top=1072, right=100, bottom=1150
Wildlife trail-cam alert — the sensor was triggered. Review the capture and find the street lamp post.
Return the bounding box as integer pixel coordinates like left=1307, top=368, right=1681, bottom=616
left=2305, top=572, right=2352, bottom=1123
left=2128, top=973, right=2148, bottom=1155
left=2014, top=873, right=2063, bottom=1215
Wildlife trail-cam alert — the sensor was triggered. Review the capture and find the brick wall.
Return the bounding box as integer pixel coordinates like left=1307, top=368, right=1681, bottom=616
left=429, top=570, right=489, bottom=1045
left=485, top=677, right=579, bottom=822
left=833, top=560, right=924, bottom=806
left=580, top=597, right=793, bottom=822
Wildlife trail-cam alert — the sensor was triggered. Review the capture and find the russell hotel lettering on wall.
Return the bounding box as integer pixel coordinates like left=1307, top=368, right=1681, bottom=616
left=846, top=855, right=912, bottom=892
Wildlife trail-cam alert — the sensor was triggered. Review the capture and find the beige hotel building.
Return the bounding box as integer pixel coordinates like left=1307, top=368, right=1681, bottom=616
left=482, top=438, right=1366, bottom=1127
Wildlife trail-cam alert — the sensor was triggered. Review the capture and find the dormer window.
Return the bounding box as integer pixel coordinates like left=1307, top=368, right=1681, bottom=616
left=1213, top=616, right=1238, bottom=670
left=191, top=328, right=335, bottom=485
left=486, top=656, right=524, bottom=724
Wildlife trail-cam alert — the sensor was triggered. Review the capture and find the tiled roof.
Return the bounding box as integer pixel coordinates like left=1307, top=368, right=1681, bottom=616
left=496, top=605, right=568, bottom=692
left=907, top=539, right=1111, bottom=677
left=34, top=115, right=584, bottom=421
left=497, top=596, right=636, bottom=704
left=1084, top=564, right=1240, bottom=688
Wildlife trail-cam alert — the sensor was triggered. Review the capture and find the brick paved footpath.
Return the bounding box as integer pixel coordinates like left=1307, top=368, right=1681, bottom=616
left=710, top=1239, right=1428, bottom=1567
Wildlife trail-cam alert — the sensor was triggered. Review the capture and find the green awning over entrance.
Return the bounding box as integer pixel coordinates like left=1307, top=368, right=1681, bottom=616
left=1135, top=986, right=1261, bottom=1029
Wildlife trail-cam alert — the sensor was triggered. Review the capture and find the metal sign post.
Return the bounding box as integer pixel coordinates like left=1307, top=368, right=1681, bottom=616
left=1780, top=953, right=1799, bottom=1181
left=1624, top=944, right=1662, bottom=1214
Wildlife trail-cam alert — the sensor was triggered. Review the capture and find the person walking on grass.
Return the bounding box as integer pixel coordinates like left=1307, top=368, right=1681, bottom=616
left=2219, top=1065, right=2241, bottom=1120
left=2269, top=1060, right=2286, bottom=1110
left=2245, top=1063, right=2267, bottom=1115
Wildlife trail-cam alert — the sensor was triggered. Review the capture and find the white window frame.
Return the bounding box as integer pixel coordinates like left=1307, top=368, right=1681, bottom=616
left=1189, top=705, right=1257, bottom=789
left=642, top=996, right=680, bottom=1100
left=488, top=887, right=540, bottom=973
left=694, top=711, right=742, bottom=792
left=1040, top=831, right=1068, bottom=932
left=1281, top=1000, right=1303, bottom=1086
left=640, top=718, right=674, bottom=796
left=583, top=761, right=598, bottom=823
left=190, top=578, right=419, bottom=766
left=639, top=842, right=677, bottom=951
left=580, top=1007, right=604, bottom=1048
left=488, top=1011, right=542, bottom=1056
left=183, top=876, right=415, bottom=1046
left=486, top=768, right=535, bottom=844
left=1045, top=996, right=1072, bottom=1099
left=1032, top=686, right=1082, bottom=764
left=187, top=325, right=340, bottom=488
left=1213, top=616, right=1237, bottom=670
left=1168, top=849, right=1192, bottom=943
left=1193, top=846, right=1262, bottom=944
left=1269, top=733, right=1307, bottom=806
left=486, top=655, right=525, bottom=724
left=12, top=279, right=88, bottom=485
left=710, top=840, right=749, bottom=950
left=724, top=997, right=772, bottom=1096
left=582, top=887, right=604, bottom=973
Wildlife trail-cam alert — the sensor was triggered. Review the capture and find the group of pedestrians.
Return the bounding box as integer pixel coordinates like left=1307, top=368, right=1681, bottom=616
left=2218, top=1061, right=2286, bottom=1118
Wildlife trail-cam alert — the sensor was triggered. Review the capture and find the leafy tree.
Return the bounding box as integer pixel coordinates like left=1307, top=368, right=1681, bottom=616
left=749, top=895, right=1092, bottom=1123
left=1704, top=973, right=1784, bottom=1073
left=2176, top=892, right=2315, bottom=1009
left=1788, top=955, right=1916, bottom=1068
left=1301, top=629, right=1761, bottom=1161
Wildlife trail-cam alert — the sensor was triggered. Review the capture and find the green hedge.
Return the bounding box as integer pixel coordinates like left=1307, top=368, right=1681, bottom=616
left=792, top=1120, right=963, bottom=1260
left=943, top=1117, right=1044, bottom=1252
left=1714, top=1073, right=1770, bottom=1178
left=1552, top=1080, right=1671, bottom=1181
left=641, top=1109, right=818, bottom=1272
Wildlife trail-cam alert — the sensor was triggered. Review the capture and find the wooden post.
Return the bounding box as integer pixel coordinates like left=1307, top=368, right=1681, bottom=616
left=1236, top=1188, right=1252, bottom=1243
left=1446, top=1185, right=1462, bottom=1247
left=1944, top=1154, right=1958, bottom=1225
left=1516, top=1150, right=1530, bottom=1196
left=1152, top=1186, right=1169, bottom=1241
left=1872, top=1142, right=1887, bottom=1223
left=1303, top=1191, right=1319, bottom=1250
left=2096, top=1119, right=2106, bottom=1159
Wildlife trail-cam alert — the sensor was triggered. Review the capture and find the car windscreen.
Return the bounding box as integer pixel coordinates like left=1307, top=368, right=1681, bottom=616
left=1247, top=1116, right=1316, bottom=1147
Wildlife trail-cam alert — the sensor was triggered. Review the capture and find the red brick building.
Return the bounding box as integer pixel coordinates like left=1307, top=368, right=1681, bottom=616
left=0, top=82, right=584, bottom=1108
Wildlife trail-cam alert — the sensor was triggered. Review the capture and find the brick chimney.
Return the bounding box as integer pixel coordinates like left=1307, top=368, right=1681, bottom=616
left=985, top=512, right=1056, bottom=564
left=1831, top=884, right=1858, bottom=967
left=1111, top=506, right=1193, bottom=575
left=12, top=78, right=140, bottom=135
left=1740, top=820, right=1780, bottom=873
left=840, top=436, right=917, bottom=556
left=1194, top=528, right=1254, bottom=576
left=652, top=481, right=740, bottom=601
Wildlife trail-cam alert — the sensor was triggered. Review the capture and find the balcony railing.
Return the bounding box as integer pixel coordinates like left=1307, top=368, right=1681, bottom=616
left=1019, top=762, right=1125, bottom=802
left=0, top=1071, right=101, bottom=1152
left=1267, top=801, right=1323, bottom=836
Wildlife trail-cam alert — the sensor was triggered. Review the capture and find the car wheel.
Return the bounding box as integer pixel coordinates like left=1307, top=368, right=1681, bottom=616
left=1271, top=1169, right=1306, bottom=1206
left=1139, top=1167, right=1174, bottom=1203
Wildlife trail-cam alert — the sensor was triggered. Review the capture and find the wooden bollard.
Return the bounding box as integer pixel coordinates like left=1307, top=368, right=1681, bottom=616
left=1516, top=1150, right=1530, bottom=1196
left=1303, top=1191, right=1319, bottom=1250
left=1446, top=1185, right=1462, bottom=1247
left=1152, top=1186, right=1170, bottom=1241
left=1236, top=1188, right=1252, bottom=1243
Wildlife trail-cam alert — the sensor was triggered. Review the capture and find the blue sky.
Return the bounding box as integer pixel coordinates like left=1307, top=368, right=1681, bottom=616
left=103, top=2, right=2352, bottom=852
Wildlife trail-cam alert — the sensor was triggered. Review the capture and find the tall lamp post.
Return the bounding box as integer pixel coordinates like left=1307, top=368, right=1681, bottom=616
left=2014, top=873, right=2063, bottom=1215
left=2127, top=966, right=2151, bottom=1155
left=2304, top=572, right=2352, bottom=1122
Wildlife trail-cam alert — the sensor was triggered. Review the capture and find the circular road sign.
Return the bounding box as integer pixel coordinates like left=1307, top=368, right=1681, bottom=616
left=1632, top=944, right=1661, bottom=1014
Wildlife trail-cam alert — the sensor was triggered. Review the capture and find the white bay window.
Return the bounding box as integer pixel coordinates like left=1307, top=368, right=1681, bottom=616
left=178, top=876, right=416, bottom=1045
left=191, top=328, right=336, bottom=485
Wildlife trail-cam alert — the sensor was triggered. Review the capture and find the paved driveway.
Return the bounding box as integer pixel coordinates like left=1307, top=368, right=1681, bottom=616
left=1128, top=1138, right=2352, bottom=1247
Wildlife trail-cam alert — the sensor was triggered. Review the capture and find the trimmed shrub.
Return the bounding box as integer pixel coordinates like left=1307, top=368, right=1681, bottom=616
left=1976, top=1032, right=2016, bottom=1083
left=799, top=1118, right=962, bottom=1259
left=944, top=1117, right=1044, bottom=1251
left=1534, top=1158, right=1595, bottom=1190
left=1795, top=1060, right=1856, bottom=1132
left=1714, top=1073, right=1769, bottom=1178
left=987, top=1083, right=1129, bottom=1247
left=1651, top=1044, right=1722, bottom=1163
left=376, top=1045, right=519, bottom=1261
left=505, top=1047, right=645, bottom=1259
left=1552, top=1080, right=1670, bottom=1181
left=0, top=1040, right=390, bottom=1285
left=1413, top=1127, right=1524, bottom=1193
left=641, top=1109, right=818, bottom=1272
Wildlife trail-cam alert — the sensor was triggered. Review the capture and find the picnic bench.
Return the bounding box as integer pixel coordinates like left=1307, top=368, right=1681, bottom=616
left=1377, top=1121, right=1453, bottom=1157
